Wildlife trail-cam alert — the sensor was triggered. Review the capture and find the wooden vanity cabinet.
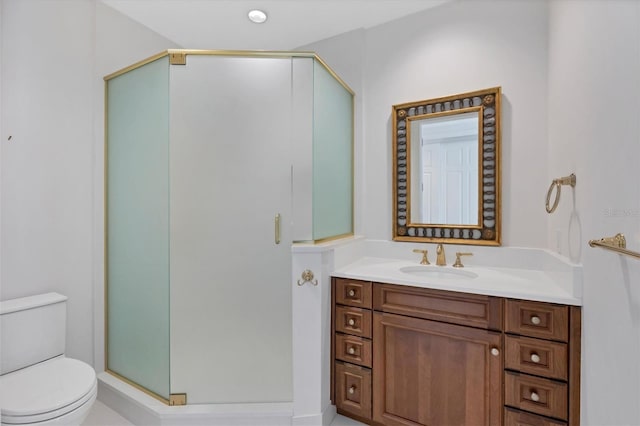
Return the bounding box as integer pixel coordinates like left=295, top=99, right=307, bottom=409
left=331, top=277, right=581, bottom=426
left=373, top=311, right=503, bottom=425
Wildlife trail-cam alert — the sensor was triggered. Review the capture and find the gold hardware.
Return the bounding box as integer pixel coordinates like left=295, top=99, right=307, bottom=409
left=275, top=213, right=281, bottom=245
left=106, top=370, right=169, bottom=405
left=589, top=233, right=640, bottom=260
left=169, top=52, right=187, bottom=65
left=392, top=87, right=502, bottom=247
left=436, top=244, right=447, bottom=266
left=169, top=393, right=187, bottom=406
left=105, top=50, right=355, bottom=96
left=452, top=252, right=473, bottom=268
left=546, top=173, right=576, bottom=213
left=412, top=249, right=430, bottom=265
left=297, top=269, right=318, bottom=286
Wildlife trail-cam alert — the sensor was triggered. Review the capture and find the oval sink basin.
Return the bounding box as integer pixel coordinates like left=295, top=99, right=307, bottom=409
left=399, top=265, right=478, bottom=280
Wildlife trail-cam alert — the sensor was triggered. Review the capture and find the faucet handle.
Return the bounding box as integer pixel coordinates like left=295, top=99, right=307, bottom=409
left=412, top=249, right=430, bottom=265
left=453, top=252, right=473, bottom=268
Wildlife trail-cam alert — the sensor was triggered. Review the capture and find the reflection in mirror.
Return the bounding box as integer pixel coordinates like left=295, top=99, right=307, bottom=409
left=409, top=110, right=479, bottom=225
left=392, top=87, right=501, bottom=246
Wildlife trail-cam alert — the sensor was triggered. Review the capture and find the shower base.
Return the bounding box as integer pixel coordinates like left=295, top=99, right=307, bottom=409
left=97, top=373, right=298, bottom=425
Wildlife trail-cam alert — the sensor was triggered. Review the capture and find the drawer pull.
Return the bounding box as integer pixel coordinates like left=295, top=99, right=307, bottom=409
left=348, top=289, right=356, bottom=297
left=530, top=353, right=541, bottom=363
left=530, top=391, right=540, bottom=402
left=530, top=315, right=541, bottom=325
left=348, top=318, right=356, bottom=326
left=348, top=386, right=356, bottom=395
left=491, top=347, right=500, bottom=356
left=348, top=347, right=356, bottom=355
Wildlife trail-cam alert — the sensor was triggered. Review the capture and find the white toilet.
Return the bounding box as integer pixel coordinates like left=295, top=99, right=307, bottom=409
left=0, top=293, right=97, bottom=426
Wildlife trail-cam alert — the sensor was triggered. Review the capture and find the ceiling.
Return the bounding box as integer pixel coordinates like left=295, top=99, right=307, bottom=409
left=101, top=0, right=451, bottom=50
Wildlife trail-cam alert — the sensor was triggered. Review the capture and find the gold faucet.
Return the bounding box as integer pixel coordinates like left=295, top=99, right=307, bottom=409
left=436, top=244, right=446, bottom=266
left=412, top=249, right=430, bottom=265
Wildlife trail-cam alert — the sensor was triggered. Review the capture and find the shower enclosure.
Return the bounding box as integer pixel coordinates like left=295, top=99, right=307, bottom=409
left=105, top=50, right=353, bottom=404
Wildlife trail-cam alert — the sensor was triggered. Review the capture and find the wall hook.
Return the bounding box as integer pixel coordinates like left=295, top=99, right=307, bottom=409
left=297, top=269, right=318, bottom=286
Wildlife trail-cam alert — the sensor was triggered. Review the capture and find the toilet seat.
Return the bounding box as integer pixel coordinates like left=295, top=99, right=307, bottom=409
left=0, top=357, right=97, bottom=425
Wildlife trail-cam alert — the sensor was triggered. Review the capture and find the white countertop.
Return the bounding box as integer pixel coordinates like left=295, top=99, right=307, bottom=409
left=332, top=256, right=582, bottom=306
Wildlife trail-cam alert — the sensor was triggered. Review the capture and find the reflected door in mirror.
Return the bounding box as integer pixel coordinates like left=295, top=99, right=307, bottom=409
left=410, top=111, right=479, bottom=225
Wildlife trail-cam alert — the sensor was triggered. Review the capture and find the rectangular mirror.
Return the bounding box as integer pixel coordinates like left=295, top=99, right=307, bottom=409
left=392, top=87, right=501, bottom=245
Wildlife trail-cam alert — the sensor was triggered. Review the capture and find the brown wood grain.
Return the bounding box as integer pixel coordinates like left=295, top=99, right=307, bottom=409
left=505, top=300, right=569, bottom=342
left=505, top=335, right=568, bottom=380
left=335, top=333, right=372, bottom=368
left=335, top=278, right=373, bottom=309
left=336, top=305, right=372, bottom=338
left=505, top=407, right=567, bottom=426
left=335, top=361, right=372, bottom=421
left=373, top=283, right=503, bottom=330
left=568, top=306, right=581, bottom=426
left=505, top=372, right=568, bottom=421
left=372, top=311, right=502, bottom=426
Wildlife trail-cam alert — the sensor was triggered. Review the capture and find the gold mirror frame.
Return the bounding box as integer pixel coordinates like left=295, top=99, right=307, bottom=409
left=392, top=87, right=501, bottom=246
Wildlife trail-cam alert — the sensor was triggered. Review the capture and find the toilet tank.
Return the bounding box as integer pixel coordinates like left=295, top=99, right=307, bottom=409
left=0, top=293, right=68, bottom=375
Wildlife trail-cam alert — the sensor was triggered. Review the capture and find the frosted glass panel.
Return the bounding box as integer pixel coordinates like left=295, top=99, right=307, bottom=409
left=312, top=61, right=353, bottom=240
left=106, top=57, right=170, bottom=399
left=169, top=56, right=293, bottom=403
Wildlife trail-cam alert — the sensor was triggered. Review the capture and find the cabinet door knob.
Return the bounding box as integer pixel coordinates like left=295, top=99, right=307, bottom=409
left=530, top=315, right=541, bottom=325
left=530, top=391, right=540, bottom=402
left=348, top=347, right=356, bottom=355
left=490, top=347, right=500, bottom=356
left=530, top=353, right=541, bottom=363
left=348, top=318, right=356, bottom=326
left=348, top=289, right=356, bottom=297
left=348, top=386, right=356, bottom=395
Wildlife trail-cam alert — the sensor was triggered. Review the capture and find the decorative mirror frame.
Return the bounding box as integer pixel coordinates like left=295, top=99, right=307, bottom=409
left=392, top=87, right=501, bottom=246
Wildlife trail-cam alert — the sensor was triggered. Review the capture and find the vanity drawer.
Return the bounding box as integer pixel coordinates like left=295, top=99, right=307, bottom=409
left=335, top=278, right=372, bottom=309
left=373, top=283, right=503, bottom=330
left=505, top=335, right=568, bottom=380
left=505, top=372, right=568, bottom=421
left=505, top=300, right=569, bottom=342
left=335, top=361, right=372, bottom=420
left=335, top=333, right=372, bottom=368
left=505, top=408, right=567, bottom=426
left=336, top=306, right=372, bottom=338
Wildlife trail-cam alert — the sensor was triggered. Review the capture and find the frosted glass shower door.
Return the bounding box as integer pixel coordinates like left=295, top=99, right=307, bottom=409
left=106, top=57, right=170, bottom=399
left=169, top=56, right=293, bottom=403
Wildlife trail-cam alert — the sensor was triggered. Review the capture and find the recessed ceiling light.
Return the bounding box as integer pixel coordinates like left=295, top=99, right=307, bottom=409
left=248, top=9, right=267, bottom=24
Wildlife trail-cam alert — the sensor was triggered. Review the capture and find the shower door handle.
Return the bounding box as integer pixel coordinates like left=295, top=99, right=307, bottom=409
left=275, top=213, right=281, bottom=245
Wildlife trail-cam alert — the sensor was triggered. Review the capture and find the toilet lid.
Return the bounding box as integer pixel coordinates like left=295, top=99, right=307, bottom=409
left=0, top=357, right=96, bottom=421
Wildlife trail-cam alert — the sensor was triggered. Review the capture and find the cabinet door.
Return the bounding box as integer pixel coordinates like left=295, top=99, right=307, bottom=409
left=373, top=312, right=502, bottom=426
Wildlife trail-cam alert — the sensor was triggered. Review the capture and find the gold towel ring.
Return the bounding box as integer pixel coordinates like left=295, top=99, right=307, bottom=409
left=546, top=174, right=576, bottom=214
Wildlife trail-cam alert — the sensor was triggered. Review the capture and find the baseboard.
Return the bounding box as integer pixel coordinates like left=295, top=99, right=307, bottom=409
left=98, top=373, right=294, bottom=425
left=98, top=373, right=161, bottom=425
left=292, top=404, right=336, bottom=426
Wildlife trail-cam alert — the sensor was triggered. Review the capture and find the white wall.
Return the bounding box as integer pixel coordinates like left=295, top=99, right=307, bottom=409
left=1, top=0, right=95, bottom=365
left=548, top=1, right=640, bottom=424
left=306, top=0, right=549, bottom=247
left=0, top=0, right=179, bottom=368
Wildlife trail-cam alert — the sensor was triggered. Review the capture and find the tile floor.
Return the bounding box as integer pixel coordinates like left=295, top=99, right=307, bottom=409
left=82, top=400, right=365, bottom=426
